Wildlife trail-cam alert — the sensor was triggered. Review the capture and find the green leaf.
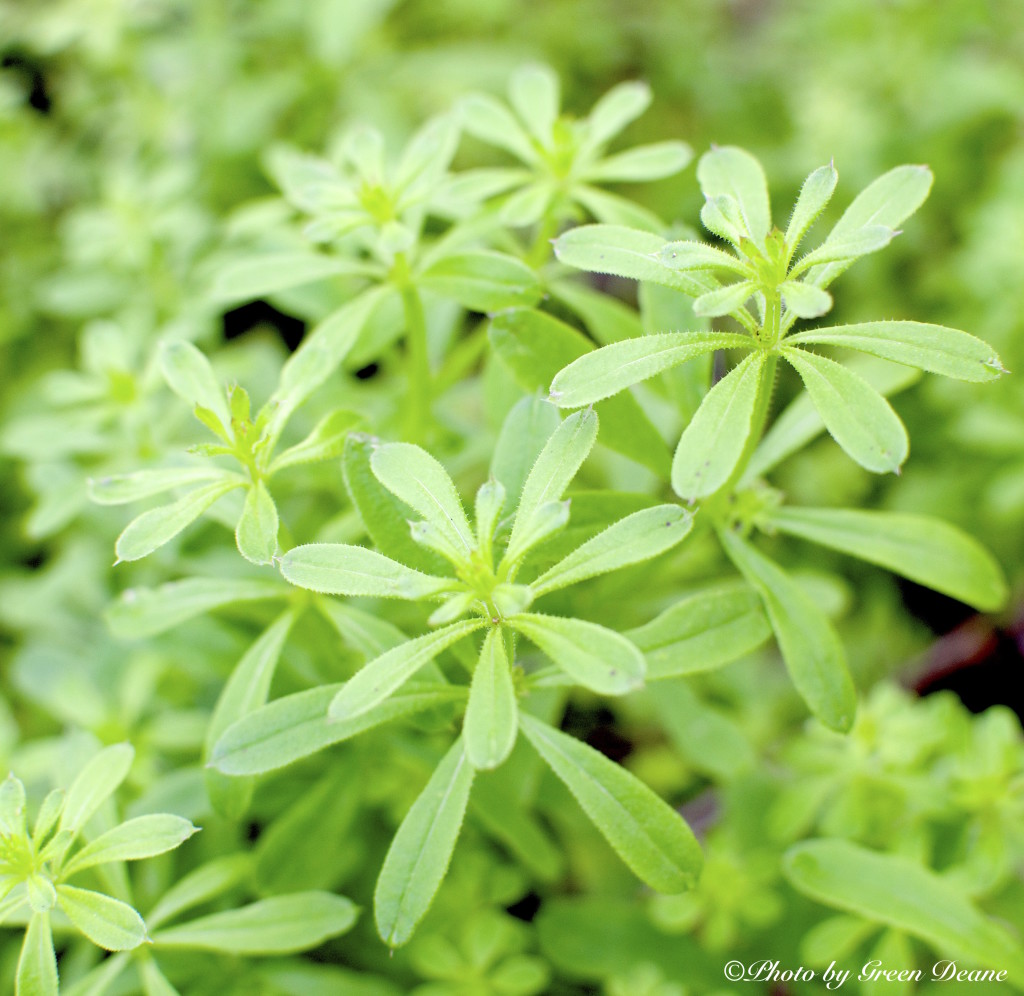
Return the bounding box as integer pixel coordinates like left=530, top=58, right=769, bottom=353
left=152, top=892, right=357, bottom=954
left=549, top=278, right=644, bottom=346
left=329, top=620, right=483, bottom=721
left=511, top=614, right=644, bottom=695
left=519, top=714, right=701, bottom=893
left=719, top=528, right=856, bottom=732
left=584, top=81, right=651, bottom=148
left=787, top=321, right=1006, bottom=382
left=0, top=774, right=26, bottom=837
left=783, top=347, right=908, bottom=473
left=63, top=816, right=198, bottom=877
left=696, top=146, right=771, bottom=243
left=766, top=507, right=1008, bottom=612
left=532, top=505, right=693, bottom=596
left=489, top=308, right=671, bottom=475
left=790, top=225, right=896, bottom=273
left=269, top=410, right=362, bottom=474
left=61, top=743, right=134, bottom=835
left=585, top=142, right=692, bottom=182
left=235, top=480, right=279, bottom=565
left=553, top=225, right=714, bottom=297
left=317, top=599, right=409, bottom=660
left=549, top=331, right=751, bottom=408
left=114, top=480, right=242, bottom=563
left=159, top=340, right=231, bottom=433
left=656, top=239, right=749, bottom=274
left=375, top=739, right=475, bottom=946
left=139, top=958, right=181, bottom=996
left=506, top=409, right=598, bottom=562
left=692, top=280, right=755, bottom=318
left=509, top=64, right=559, bottom=145
left=784, top=840, right=1024, bottom=978
left=279, top=543, right=453, bottom=599
left=106, top=578, right=288, bottom=640
left=459, top=93, right=539, bottom=164
left=88, top=467, right=235, bottom=505
left=491, top=396, right=562, bottom=512
left=211, top=684, right=465, bottom=775
left=211, top=253, right=371, bottom=303
left=464, top=628, right=517, bottom=770
left=371, top=443, right=475, bottom=558
left=808, top=164, right=932, bottom=288
left=17, top=914, right=58, bottom=996
left=146, top=855, right=252, bottom=930
left=419, top=251, right=542, bottom=312
left=785, top=163, right=838, bottom=251
left=205, top=611, right=295, bottom=818
left=779, top=281, right=832, bottom=319
left=57, top=886, right=147, bottom=951
left=626, top=583, right=772, bottom=678
left=342, top=433, right=449, bottom=575
left=701, top=194, right=748, bottom=247
left=671, top=353, right=765, bottom=502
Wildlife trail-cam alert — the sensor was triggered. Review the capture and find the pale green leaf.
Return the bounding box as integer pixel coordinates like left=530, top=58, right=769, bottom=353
left=626, top=583, right=771, bottom=678
left=790, top=225, right=896, bottom=275
left=701, top=193, right=747, bottom=247
left=719, top=528, right=856, bottom=732
left=329, top=620, right=483, bottom=721
left=57, top=885, right=147, bottom=951
left=573, top=185, right=666, bottom=231
left=671, top=353, right=765, bottom=502
left=459, top=93, right=539, bottom=164
left=696, top=146, right=771, bottom=243
left=211, top=253, right=369, bottom=303
left=532, top=505, right=693, bottom=596
left=511, top=613, right=644, bottom=695
left=585, top=142, right=692, bottom=182
left=785, top=164, right=838, bottom=251
left=509, top=65, right=559, bottom=145
left=269, top=410, right=362, bottom=474
left=767, top=507, right=1008, bottom=612
left=147, top=856, right=253, bottom=930
left=114, top=480, right=242, bottom=563
left=235, top=480, right=278, bottom=565
left=656, top=240, right=749, bottom=274
left=464, top=629, right=517, bottom=771
left=520, top=714, right=701, bottom=892
left=490, top=396, right=561, bottom=512
left=152, top=892, right=357, bottom=954
left=784, top=840, right=1024, bottom=978
left=0, top=774, right=26, bottom=837
left=279, top=543, right=453, bottom=599
left=159, top=340, right=230, bottom=432
left=61, top=744, right=134, bottom=835
left=88, top=467, right=235, bottom=505
left=63, top=816, right=198, bottom=877
left=783, top=347, right=908, bottom=473
left=780, top=280, right=832, bottom=319
left=549, top=331, right=751, bottom=409
left=692, top=280, right=755, bottom=318
left=139, top=958, right=181, bottom=996
left=787, top=321, right=1005, bottom=383
left=419, top=251, right=541, bottom=312
left=17, top=914, right=58, bottom=996
left=584, top=81, right=651, bottom=149
left=375, top=739, right=474, bottom=946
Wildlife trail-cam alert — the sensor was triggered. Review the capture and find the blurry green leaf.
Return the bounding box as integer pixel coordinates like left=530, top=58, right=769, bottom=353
left=549, top=331, right=750, bottom=408
left=269, top=410, right=362, bottom=473
left=509, top=64, right=559, bottom=145
left=520, top=714, right=701, bottom=893
left=1, top=774, right=26, bottom=837
left=139, top=958, right=181, bottom=996
left=787, top=321, right=1005, bottom=382
left=626, top=583, right=771, bottom=678
left=767, top=507, right=1008, bottom=612
left=784, top=840, right=1024, bottom=977
left=159, top=341, right=230, bottom=433
left=17, top=914, right=58, bottom=996
left=585, top=142, right=692, bottom=182
left=785, top=164, right=838, bottom=251
left=697, top=146, right=771, bottom=243
left=419, top=251, right=541, bottom=312
left=89, top=467, right=236, bottom=505
left=329, top=620, right=483, bottom=721
left=784, top=347, right=908, bottom=473
left=279, top=544, right=453, bottom=599
left=672, top=353, right=765, bottom=502
left=460, top=93, right=539, bottom=164
left=532, top=505, right=693, bottom=596
left=235, top=480, right=279, bottom=565
left=152, top=893, right=357, bottom=953
left=464, top=628, right=517, bottom=771
left=490, top=396, right=562, bottom=513
left=511, top=614, right=644, bottom=695
left=114, top=480, right=242, bottom=563
left=147, top=856, right=252, bottom=930
left=57, top=886, right=147, bottom=951
left=375, top=739, right=474, bottom=946
left=549, top=278, right=643, bottom=345
left=211, top=253, right=372, bottom=303
left=584, top=81, right=651, bottom=148
left=61, top=744, right=134, bottom=835
left=719, top=529, right=855, bottom=732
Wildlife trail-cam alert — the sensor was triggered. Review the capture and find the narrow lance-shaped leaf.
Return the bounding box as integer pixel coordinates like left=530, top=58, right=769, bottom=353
left=532, top=505, right=693, bottom=596
left=279, top=543, right=453, bottom=599
left=152, top=893, right=357, bottom=954
left=549, top=331, right=752, bottom=409
left=520, top=713, right=702, bottom=893
left=785, top=163, right=838, bottom=252
left=766, top=507, right=1008, bottom=613
left=211, top=252, right=371, bottom=304
left=329, top=620, right=484, bottom=722
left=626, top=583, right=772, bottom=679
left=790, top=225, right=896, bottom=275
left=464, top=628, right=518, bottom=770
left=783, top=347, right=908, bottom=474
left=57, top=886, right=147, bottom=951
left=114, top=480, right=243, bottom=563
left=146, top=855, right=252, bottom=931
left=657, top=239, right=750, bottom=274
left=585, top=142, right=693, bottom=182
left=418, top=251, right=542, bottom=312
left=511, top=614, right=645, bottom=695
left=719, top=528, right=856, bottom=733
left=61, top=744, right=134, bottom=835
left=505, top=409, right=598, bottom=563
left=693, top=280, right=755, bottom=319
left=17, top=914, right=58, bottom=996
left=268, top=409, right=362, bottom=474
left=509, top=64, right=559, bottom=145
left=159, top=340, right=231, bottom=433
left=375, top=739, right=475, bottom=946
left=784, top=840, right=1024, bottom=978
left=371, top=443, right=475, bottom=557
left=584, top=80, right=651, bottom=149
left=671, top=352, right=765, bottom=502
left=697, top=146, right=771, bottom=243
left=89, top=467, right=237, bottom=505
left=780, top=281, right=832, bottom=320
left=459, top=93, right=539, bottom=164
left=235, top=480, right=279, bottom=565
left=63, top=816, right=198, bottom=877
left=490, top=396, right=561, bottom=512
left=787, top=321, right=1006, bottom=383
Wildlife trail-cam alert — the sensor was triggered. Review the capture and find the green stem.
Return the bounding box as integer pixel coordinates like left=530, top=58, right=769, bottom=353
left=401, top=283, right=431, bottom=442
left=527, top=210, right=560, bottom=269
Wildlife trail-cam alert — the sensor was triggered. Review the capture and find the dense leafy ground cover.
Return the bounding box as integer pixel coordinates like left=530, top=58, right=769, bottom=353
left=2, top=2, right=1022, bottom=993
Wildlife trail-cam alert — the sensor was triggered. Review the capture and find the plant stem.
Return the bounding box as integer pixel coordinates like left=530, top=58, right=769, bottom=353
left=527, top=210, right=560, bottom=269
left=401, top=283, right=431, bottom=443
